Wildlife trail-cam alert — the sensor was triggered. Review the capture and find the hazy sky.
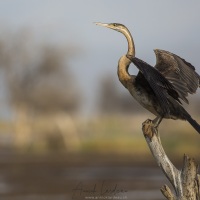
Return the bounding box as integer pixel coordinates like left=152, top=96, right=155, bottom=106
left=0, top=1, right=200, bottom=115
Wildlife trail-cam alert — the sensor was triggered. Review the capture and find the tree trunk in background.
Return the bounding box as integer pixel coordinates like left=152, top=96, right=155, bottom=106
left=14, top=106, right=32, bottom=149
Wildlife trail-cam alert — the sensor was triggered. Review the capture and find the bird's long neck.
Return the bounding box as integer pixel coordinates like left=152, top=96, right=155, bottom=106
left=118, top=55, right=132, bottom=88
left=123, top=28, right=135, bottom=57
left=117, top=28, right=135, bottom=88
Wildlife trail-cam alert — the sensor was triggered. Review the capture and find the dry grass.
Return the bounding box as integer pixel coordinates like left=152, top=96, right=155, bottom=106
left=79, top=114, right=200, bottom=161
left=0, top=113, right=199, bottom=162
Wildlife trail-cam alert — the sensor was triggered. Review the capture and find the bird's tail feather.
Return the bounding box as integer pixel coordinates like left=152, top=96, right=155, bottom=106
left=184, top=113, right=200, bottom=134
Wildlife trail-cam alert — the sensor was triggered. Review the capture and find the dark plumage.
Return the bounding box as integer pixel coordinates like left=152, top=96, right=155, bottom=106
left=96, top=22, right=200, bottom=134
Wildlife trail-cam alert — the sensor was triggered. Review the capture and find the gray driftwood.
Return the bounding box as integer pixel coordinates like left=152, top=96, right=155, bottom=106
left=142, top=119, right=200, bottom=200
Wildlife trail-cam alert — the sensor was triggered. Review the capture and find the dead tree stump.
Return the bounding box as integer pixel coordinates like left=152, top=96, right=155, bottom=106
left=142, top=119, right=200, bottom=200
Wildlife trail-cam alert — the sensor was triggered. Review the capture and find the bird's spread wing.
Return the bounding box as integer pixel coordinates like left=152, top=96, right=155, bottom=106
left=131, top=57, right=180, bottom=116
left=154, top=49, right=200, bottom=104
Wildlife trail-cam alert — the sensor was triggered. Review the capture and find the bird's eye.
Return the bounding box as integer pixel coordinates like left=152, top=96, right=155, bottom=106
left=113, top=23, right=117, bottom=26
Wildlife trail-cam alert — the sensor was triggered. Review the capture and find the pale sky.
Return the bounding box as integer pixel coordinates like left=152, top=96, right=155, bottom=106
left=0, top=1, right=200, bottom=116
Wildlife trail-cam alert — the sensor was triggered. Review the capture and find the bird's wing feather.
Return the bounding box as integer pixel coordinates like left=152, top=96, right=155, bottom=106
left=154, top=49, right=200, bottom=104
left=131, top=57, right=180, bottom=116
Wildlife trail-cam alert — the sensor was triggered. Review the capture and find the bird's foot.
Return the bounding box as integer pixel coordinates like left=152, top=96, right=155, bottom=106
left=142, top=119, right=158, bottom=140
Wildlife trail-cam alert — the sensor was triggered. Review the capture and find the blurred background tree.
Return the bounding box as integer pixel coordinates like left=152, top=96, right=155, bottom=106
left=0, top=29, right=81, bottom=151
left=0, top=31, right=80, bottom=114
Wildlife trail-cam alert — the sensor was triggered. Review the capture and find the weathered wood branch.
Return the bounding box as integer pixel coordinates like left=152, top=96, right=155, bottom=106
left=142, top=119, right=200, bottom=200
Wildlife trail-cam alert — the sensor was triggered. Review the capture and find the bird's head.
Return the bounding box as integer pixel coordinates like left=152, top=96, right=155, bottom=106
left=95, top=22, right=128, bottom=34
left=95, top=22, right=135, bottom=57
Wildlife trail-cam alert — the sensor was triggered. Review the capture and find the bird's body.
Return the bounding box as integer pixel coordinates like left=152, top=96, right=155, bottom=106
left=95, top=22, right=200, bottom=133
left=118, top=55, right=160, bottom=116
left=118, top=55, right=187, bottom=121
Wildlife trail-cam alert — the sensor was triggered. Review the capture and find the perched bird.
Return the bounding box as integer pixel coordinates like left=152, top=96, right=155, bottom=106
left=95, top=22, right=200, bottom=134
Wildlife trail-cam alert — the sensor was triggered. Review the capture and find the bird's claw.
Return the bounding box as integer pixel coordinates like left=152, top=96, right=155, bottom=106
left=142, top=119, right=158, bottom=140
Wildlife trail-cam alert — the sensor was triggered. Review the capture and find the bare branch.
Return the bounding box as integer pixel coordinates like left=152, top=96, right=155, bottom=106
left=142, top=119, right=200, bottom=200
left=160, top=185, right=175, bottom=200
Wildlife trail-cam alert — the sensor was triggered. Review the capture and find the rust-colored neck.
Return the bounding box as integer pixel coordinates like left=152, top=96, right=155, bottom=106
left=117, top=26, right=135, bottom=88
left=118, top=55, right=132, bottom=88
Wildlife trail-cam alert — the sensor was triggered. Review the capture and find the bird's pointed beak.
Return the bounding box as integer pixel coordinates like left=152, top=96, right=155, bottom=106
left=94, top=22, right=109, bottom=28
